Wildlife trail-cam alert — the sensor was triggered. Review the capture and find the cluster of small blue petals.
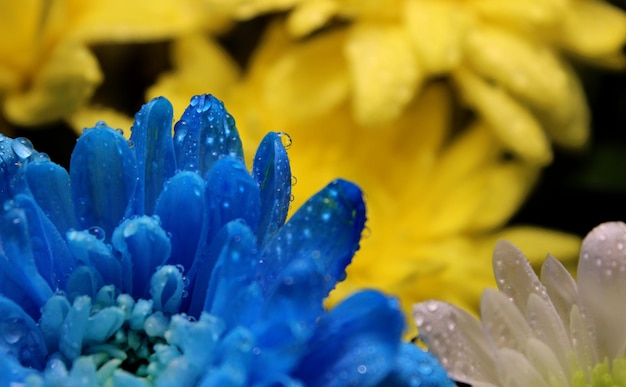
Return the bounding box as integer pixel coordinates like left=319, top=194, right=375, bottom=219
left=0, top=94, right=452, bottom=386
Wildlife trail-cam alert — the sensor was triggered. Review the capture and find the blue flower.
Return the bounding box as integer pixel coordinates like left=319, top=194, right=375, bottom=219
left=0, top=94, right=452, bottom=386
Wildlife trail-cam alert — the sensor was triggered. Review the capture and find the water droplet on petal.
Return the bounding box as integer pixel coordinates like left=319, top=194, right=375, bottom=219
left=11, top=137, right=34, bottom=159
left=1, top=318, right=26, bottom=344
left=277, top=132, right=292, bottom=150
left=88, top=226, right=106, bottom=241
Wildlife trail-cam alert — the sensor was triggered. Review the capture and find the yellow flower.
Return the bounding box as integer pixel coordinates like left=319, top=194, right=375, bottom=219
left=0, top=0, right=226, bottom=127
left=149, top=29, right=581, bottom=334
left=203, top=0, right=626, bottom=164
left=414, top=222, right=626, bottom=386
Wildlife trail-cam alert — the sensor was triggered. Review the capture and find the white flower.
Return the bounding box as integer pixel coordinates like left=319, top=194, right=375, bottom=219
left=413, top=221, right=626, bottom=387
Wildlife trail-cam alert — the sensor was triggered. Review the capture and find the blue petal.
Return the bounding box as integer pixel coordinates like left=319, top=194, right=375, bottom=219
left=154, top=171, right=206, bottom=274
left=111, top=216, right=172, bottom=298
left=150, top=265, right=184, bottom=314
left=256, top=258, right=324, bottom=347
left=0, top=135, right=38, bottom=203
left=66, top=229, right=123, bottom=291
left=252, top=132, right=291, bottom=246
left=166, top=313, right=225, bottom=370
left=0, top=351, right=37, bottom=383
left=24, top=154, right=77, bottom=233
left=258, top=179, right=366, bottom=296
left=205, top=157, right=261, bottom=239
left=70, top=125, right=138, bottom=239
left=39, top=295, right=71, bottom=353
left=293, top=291, right=405, bottom=387
left=188, top=221, right=261, bottom=324
left=66, top=266, right=101, bottom=303
left=0, top=295, right=48, bottom=370
left=378, top=343, right=454, bottom=386
left=173, top=94, right=243, bottom=176
left=60, top=296, right=91, bottom=361
left=84, top=307, right=125, bottom=345
left=251, top=258, right=325, bottom=374
left=129, top=97, right=177, bottom=215
left=0, top=203, right=53, bottom=317
left=13, top=193, right=75, bottom=291
left=200, top=327, right=255, bottom=386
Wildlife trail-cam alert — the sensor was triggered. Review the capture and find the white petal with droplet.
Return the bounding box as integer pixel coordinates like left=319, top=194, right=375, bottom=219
left=577, top=222, right=626, bottom=360
left=481, top=289, right=532, bottom=352
left=492, top=240, right=550, bottom=315
left=413, top=301, right=499, bottom=384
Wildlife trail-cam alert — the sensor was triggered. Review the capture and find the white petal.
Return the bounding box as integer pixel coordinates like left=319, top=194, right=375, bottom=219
left=492, top=240, right=550, bottom=315
left=524, top=338, right=569, bottom=387
left=540, top=254, right=579, bottom=329
left=497, top=347, right=550, bottom=387
left=413, top=300, right=500, bottom=385
left=526, top=293, right=572, bottom=377
left=577, top=221, right=626, bottom=360
left=570, top=305, right=599, bottom=378
left=481, top=289, right=532, bottom=352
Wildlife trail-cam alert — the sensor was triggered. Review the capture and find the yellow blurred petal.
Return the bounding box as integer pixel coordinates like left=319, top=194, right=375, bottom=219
left=345, top=23, right=422, bottom=125
left=403, top=0, right=466, bottom=74
left=0, top=65, right=20, bottom=92
left=453, top=68, right=552, bottom=165
left=148, top=34, right=240, bottom=120
left=69, top=106, right=134, bottom=138
left=0, top=0, right=41, bottom=71
left=3, top=43, right=102, bottom=126
left=287, top=0, right=338, bottom=37
left=67, top=0, right=216, bottom=42
left=533, top=64, right=590, bottom=150
left=207, top=0, right=302, bottom=20
left=469, top=163, right=539, bottom=232
left=464, top=26, right=571, bottom=112
left=264, top=29, right=349, bottom=120
left=555, top=0, right=626, bottom=59
left=471, top=0, right=565, bottom=30
left=480, top=226, right=581, bottom=268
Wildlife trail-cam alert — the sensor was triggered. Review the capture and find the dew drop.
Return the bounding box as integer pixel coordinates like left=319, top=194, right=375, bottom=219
left=427, top=302, right=439, bottom=312
left=11, top=137, right=34, bottom=159
left=357, top=365, right=367, bottom=374
left=277, top=132, right=292, bottom=150
left=1, top=318, right=25, bottom=344
left=88, top=226, right=106, bottom=241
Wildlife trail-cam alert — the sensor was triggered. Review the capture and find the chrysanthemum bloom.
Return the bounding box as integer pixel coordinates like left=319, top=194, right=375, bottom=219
left=198, top=0, right=626, bottom=164
left=0, top=0, right=229, bottom=128
left=414, top=221, right=626, bottom=386
left=0, top=93, right=453, bottom=385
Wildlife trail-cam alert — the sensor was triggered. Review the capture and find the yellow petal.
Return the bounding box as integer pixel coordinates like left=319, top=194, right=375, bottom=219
left=263, top=28, right=349, bottom=120
left=69, top=106, right=134, bottom=138
left=468, top=162, right=540, bottom=232
left=0, top=0, right=41, bottom=72
left=206, top=0, right=302, bottom=20
left=403, top=0, right=467, bottom=74
left=471, top=0, right=565, bottom=30
left=147, top=34, right=240, bottom=120
left=3, top=42, right=102, bottom=126
left=479, top=226, right=581, bottom=268
left=453, top=68, right=552, bottom=165
left=464, top=26, right=571, bottom=112
left=532, top=64, right=590, bottom=150
left=345, top=23, right=422, bottom=125
left=287, top=0, right=338, bottom=37
left=554, top=0, right=626, bottom=60
left=66, top=0, right=222, bottom=43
